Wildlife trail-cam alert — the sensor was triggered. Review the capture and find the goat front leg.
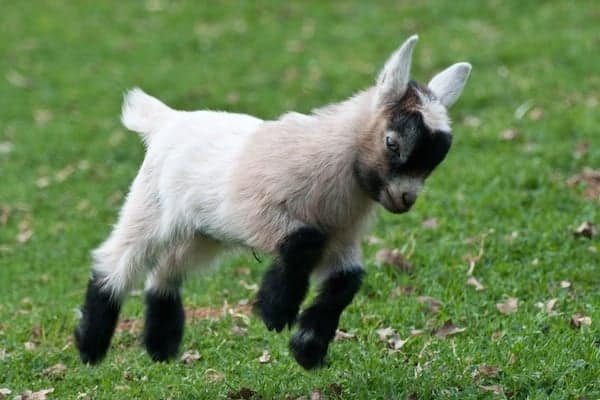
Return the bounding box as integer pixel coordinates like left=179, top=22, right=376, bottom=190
left=290, top=267, right=364, bottom=369
left=254, top=227, right=327, bottom=332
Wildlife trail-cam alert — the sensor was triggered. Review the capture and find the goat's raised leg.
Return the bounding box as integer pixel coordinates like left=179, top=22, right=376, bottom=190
left=254, top=227, right=327, bottom=332
left=289, top=267, right=364, bottom=369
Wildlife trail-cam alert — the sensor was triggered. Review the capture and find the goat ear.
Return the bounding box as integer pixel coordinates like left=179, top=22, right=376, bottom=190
left=427, top=62, right=472, bottom=108
left=375, top=35, right=418, bottom=108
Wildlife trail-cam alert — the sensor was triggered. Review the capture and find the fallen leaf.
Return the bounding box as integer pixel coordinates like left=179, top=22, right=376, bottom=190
left=14, top=388, right=54, bottom=400
left=535, top=298, right=558, bottom=313
left=366, top=235, right=383, bottom=245
left=55, top=165, right=75, bottom=182
left=42, top=363, right=67, bottom=377
left=6, top=70, right=28, bottom=87
left=466, top=276, right=485, bottom=291
left=258, top=350, right=271, bottom=363
left=478, top=384, right=503, bottom=395
left=204, top=369, right=225, bottom=383
left=422, top=217, right=438, bottom=229
left=234, top=267, right=251, bottom=276
left=573, top=221, right=596, bottom=239
left=496, top=297, right=519, bottom=314
left=327, top=383, right=342, bottom=398
left=571, top=313, right=592, bottom=328
left=432, top=320, right=466, bottom=338
left=231, top=325, right=247, bottom=337
left=180, top=350, right=201, bottom=364
left=375, top=248, right=413, bottom=273
left=376, top=327, right=396, bottom=342
left=31, top=325, right=42, bottom=338
left=17, top=220, right=33, bottom=243
left=415, top=296, right=443, bottom=313
left=36, top=176, right=51, bottom=188
left=238, top=280, right=258, bottom=292
left=310, top=390, right=322, bottom=400
left=410, top=329, right=424, bottom=337
left=387, top=335, right=408, bottom=351
left=334, top=329, right=355, bottom=341
left=529, top=107, right=544, bottom=121
left=473, top=364, right=500, bottom=380
left=567, top=167, right=600, bottom=202
left=500, top=128, right=519, bottom=141
left=34, top=109, right=53, bottom=126
left=116, top=318, right=141, bottom=334
left=0, top=142, right=13, bottom=155
left=389, top=285, right=416, bottom=298
left=490, top=331, right=504, bottom=341
left=185, top=303, right=252, bottom=322
left=227, top=388, right=257, bottom=399
left=560, top=280, right=571, bottom=289
left=24, top=341, right=37, bottom=351
left=463, top=115, right=481, bottom=127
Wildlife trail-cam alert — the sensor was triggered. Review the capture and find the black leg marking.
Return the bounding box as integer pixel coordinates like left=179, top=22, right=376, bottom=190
left=143, top=290, right=185, bottom=362
left=74, top=274, right=122, bottom=365
left=290, top=268, right=364, bottom=369
left=254, top=227, right=327, bottom=332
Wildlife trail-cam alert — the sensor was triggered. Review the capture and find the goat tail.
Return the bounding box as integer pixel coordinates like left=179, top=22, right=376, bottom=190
left=121, top=88, right=173, bottom=145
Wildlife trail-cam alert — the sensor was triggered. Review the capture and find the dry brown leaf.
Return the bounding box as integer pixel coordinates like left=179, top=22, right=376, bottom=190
left=496, top=297, right=519, bottom=314
left=415, top=296, right=443, bottom=313
left=573, top=221, right=596, bottom=239
left=490, top=331, right=504, bottom=341
left=204, top=369, right=225, bottom=383
left=432, top=320, right=466, bottom=338
left=478, top=384, right=503, bottom=395
left=36, top=176, right=51, bottom=188
left=24, top=341, right=37, bottom=351
left=473, top=364, right=500, bottom=380
left=185, top=303, right=252, bottom=322
left=334, top=329, right=355, bottom=341
left=55, top=165, right=75, bottom=182
left=34, top=109, right=53, bottom=126
left=535, top=298, right=558, bottom=313
left=17, top=220, right=33, bottom=243
left=375, top=248, right=413, bottom=273
left=234, top=267, right=251, bottom=276
left=231, top=325, right=247, bottom=337
left=42, top=363, right=67, bottom=377
left=258, top=350, right=271, bottom=363
left=387, top=335, right=408, bottom=351
left=410, top=329, right=425, bottom=337
left=13, top=388, right=54, bottom=400
left=327, top=383, right=342, bottom=398
left=310, top=390, right=322, bottom=400
left=422, top=217, right=438, bottom=229
left=376, top=327, right=396, bottom=342
left=529, top=107, right=544, bottom=121
left=500, top=128, right=519, bottom=141
left=238, top=280, right=258, bottom=292
left=180, top=350, right=201, bottom=364
left=389, top=285, right=416, bottom=298
left=567, top=167, right=600, bottom=202
left=116, top=318, right=141, bottom=334
left=6, top=70, right=28, bottom=87
left=31, top=324, right=42, bottom=338
left=560, top=280, right=571, bottom=289
left=571, top=313, right=592, bottom=328
left=466, top=276, right=485, bottom=291
left=227, top=387, right=257, bottom=399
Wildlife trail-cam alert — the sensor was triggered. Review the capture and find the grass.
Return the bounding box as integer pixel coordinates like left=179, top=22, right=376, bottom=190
left=1, top=0, right=598, bottom=398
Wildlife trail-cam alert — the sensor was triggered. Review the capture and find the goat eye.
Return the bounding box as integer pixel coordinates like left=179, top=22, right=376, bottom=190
left=386, top=136, right=400, bottom=153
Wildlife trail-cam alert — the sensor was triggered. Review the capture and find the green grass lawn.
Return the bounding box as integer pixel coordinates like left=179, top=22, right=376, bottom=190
left=1, top=1, right=598, bottom=399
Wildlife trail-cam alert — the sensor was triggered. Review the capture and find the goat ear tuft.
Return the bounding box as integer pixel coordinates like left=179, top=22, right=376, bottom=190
left=427, top=62, right=471, bottom=108
left=374, top=35, right=418, bottom=108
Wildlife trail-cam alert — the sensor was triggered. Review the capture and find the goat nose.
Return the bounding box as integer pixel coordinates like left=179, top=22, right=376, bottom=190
left=402, top=192, right=417, bottom=207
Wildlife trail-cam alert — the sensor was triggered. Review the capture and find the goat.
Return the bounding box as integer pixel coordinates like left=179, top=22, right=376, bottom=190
left=74, top=35, right=471, bottom=369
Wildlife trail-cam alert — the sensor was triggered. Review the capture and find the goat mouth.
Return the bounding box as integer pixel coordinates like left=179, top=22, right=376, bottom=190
left=382, top=188, right=408, bottom=214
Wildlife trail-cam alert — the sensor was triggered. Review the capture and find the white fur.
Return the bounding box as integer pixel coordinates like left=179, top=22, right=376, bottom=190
left=428, top=62, right=472, bottom=108
left=92, top=37, right=471, bottom=296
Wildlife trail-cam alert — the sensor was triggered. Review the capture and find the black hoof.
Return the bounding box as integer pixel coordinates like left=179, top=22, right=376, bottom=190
left=74, top=276, right=121, bottom=365
left=143, top=290, right=185, bottom=362
left=289, top=329, right=329, bottom=370
left=253, top=299, right=298, bottom=332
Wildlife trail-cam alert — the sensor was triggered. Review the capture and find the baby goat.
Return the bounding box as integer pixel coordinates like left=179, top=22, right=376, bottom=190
left=75, top=35, right=471, bottom=369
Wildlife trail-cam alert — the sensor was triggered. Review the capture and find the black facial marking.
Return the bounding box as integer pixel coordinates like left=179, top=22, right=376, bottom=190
left=74, top=274, right=122, bottom=364
left=254, top=227, right=327, bottom=332
left=289, top=268, right=364, bottom=369
left=143, top=289, right=185, bottom=362
left=353, top=157, right=384, bottom=201
left=388, top=112, right=452, bottom=177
